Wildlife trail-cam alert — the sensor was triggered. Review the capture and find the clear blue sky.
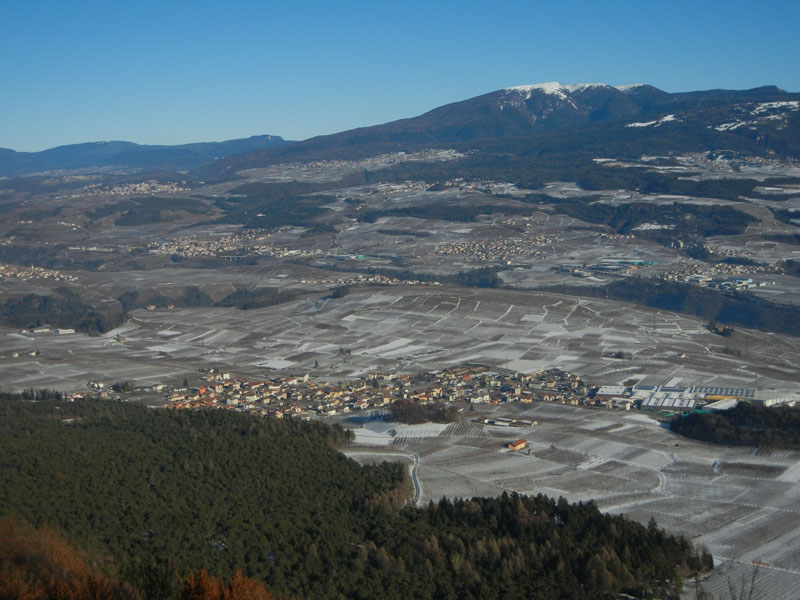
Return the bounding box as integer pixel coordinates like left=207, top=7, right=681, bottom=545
left=2, top=0, right=798, bottom=152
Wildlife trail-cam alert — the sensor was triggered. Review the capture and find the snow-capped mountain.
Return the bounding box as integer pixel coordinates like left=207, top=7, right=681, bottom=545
left=201, top=82, right=799, bottom=178
left=8, top=82, right=797, bottom=180
left=495, top=81, right=669, bottom=127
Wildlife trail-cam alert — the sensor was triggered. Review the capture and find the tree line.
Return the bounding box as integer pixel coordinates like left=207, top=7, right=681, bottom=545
left=671, top=402, right=800, bottom=449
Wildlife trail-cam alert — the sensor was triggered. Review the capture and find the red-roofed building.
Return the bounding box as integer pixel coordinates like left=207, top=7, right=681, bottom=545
left=506, top=439, right=527, bottom=451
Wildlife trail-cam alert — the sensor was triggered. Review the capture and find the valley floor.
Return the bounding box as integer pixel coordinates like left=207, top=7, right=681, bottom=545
left=344, top=403, right=800, bottom=600
left=2, top=285, right=798, bottom=394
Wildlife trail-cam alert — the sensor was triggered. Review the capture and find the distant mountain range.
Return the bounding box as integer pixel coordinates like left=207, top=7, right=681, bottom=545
left=200, top=83, right=800, bottom=179
left=0, top=135, right=288, bottom=177
left=5, top=83, right=799, bottom=180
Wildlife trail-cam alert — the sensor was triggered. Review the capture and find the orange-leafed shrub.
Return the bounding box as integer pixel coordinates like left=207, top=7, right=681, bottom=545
left=0, top=516, right=114, bottom=600
left=181, top=569, right=273, bottom=600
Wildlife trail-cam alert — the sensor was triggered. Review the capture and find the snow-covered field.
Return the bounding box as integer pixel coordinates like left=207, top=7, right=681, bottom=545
left=3, top=286, right=800, bottom=394
left=344, top=402, right=800, bottom=599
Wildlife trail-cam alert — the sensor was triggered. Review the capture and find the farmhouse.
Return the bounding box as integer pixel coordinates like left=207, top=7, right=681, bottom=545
left=506, top=439, right=527, bottom=451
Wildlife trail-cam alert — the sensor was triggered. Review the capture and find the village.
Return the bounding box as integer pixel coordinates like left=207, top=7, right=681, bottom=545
left=297, top=273, right=443, bottom=287
left=654, top=256, right=777, bottom=291
left=83, top=179, right=191, bottom=197
left=74, top=362, right=798, bottom=424
left=435, top=233, right=552, bottom=264
left=77, top=365, right=590, bottom=419
left=148, top=229, right=323, bottom=260
left=0, top=262, right=77, bottom=282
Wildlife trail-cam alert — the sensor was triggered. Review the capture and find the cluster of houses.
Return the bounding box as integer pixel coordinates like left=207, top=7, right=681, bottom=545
left=424, top=366, right=589, bottom=405
left=86, top=179, right=189, bottom=197
left=62, top=381, right=114, bottom=402
left=299, top=273, right=442, bottom=288
left=0, top=262, right=76, bottom=282
left=656, top=260, right=774, bottom=290
left=428, top=176, right=523, bottom=195
left=156, top=365, right=592, bottom=419
left=370, top=181, right=430, bottom=195
left=79, top=366, right=797, bottom=420
left=435, top=234, right=552, bottom=265
left=149, top=230, right=323, bottom=260
left=23, top=327, right=75, bottom=335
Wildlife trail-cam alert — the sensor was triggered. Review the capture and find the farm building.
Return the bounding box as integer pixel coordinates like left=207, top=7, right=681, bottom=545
left=506, top=439, right=527, bottom=451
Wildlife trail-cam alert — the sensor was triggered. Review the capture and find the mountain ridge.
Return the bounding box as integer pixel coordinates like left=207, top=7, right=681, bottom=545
left=0, top=134, right=289, bottom=177
left=5, top=83, right=798, bottom=180
left=198, top=83, right=799, bottom=179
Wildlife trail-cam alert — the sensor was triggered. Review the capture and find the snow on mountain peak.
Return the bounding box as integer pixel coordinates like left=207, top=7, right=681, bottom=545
left=504, top=82, right=628, bottom=99
left=563, top=83, right=611, bottom=93
left=614, top=83, right=647, bottom=92
left=505, top=82, right=568, bottom=98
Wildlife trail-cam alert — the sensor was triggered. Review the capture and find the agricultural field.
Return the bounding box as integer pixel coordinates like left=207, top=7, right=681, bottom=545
left=343, top=402, right=800, bottom=599
left=2, top=285, right=799, bottom=393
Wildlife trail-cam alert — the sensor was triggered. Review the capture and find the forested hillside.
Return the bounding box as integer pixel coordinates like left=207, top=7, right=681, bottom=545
left=0, top=516, right=275, bottom=599
left=672, top=402, right=800, bottom=449
left=0, top=287, right=128, bottom=334
left=0, top=395, right=712, bottom=599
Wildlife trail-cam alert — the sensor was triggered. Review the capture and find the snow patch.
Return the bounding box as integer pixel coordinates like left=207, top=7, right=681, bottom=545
left=752, top=101, right=800, bottom=115
left=714, top=121, right=748, bottom=132
left=255, top=358, right=295, bottom=369
left=564, top=83, right=611, bottom=93
left=505, top=82, right=568, bottom=98
left=632, top=222, right=675, bottom=231
left=615, top=83, right=647, bottom=92
left=712, top=102, right=799, bottom=132
left=627, top=120, right=658, bottom=128
left=625, top=114, right=679, bottom=128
